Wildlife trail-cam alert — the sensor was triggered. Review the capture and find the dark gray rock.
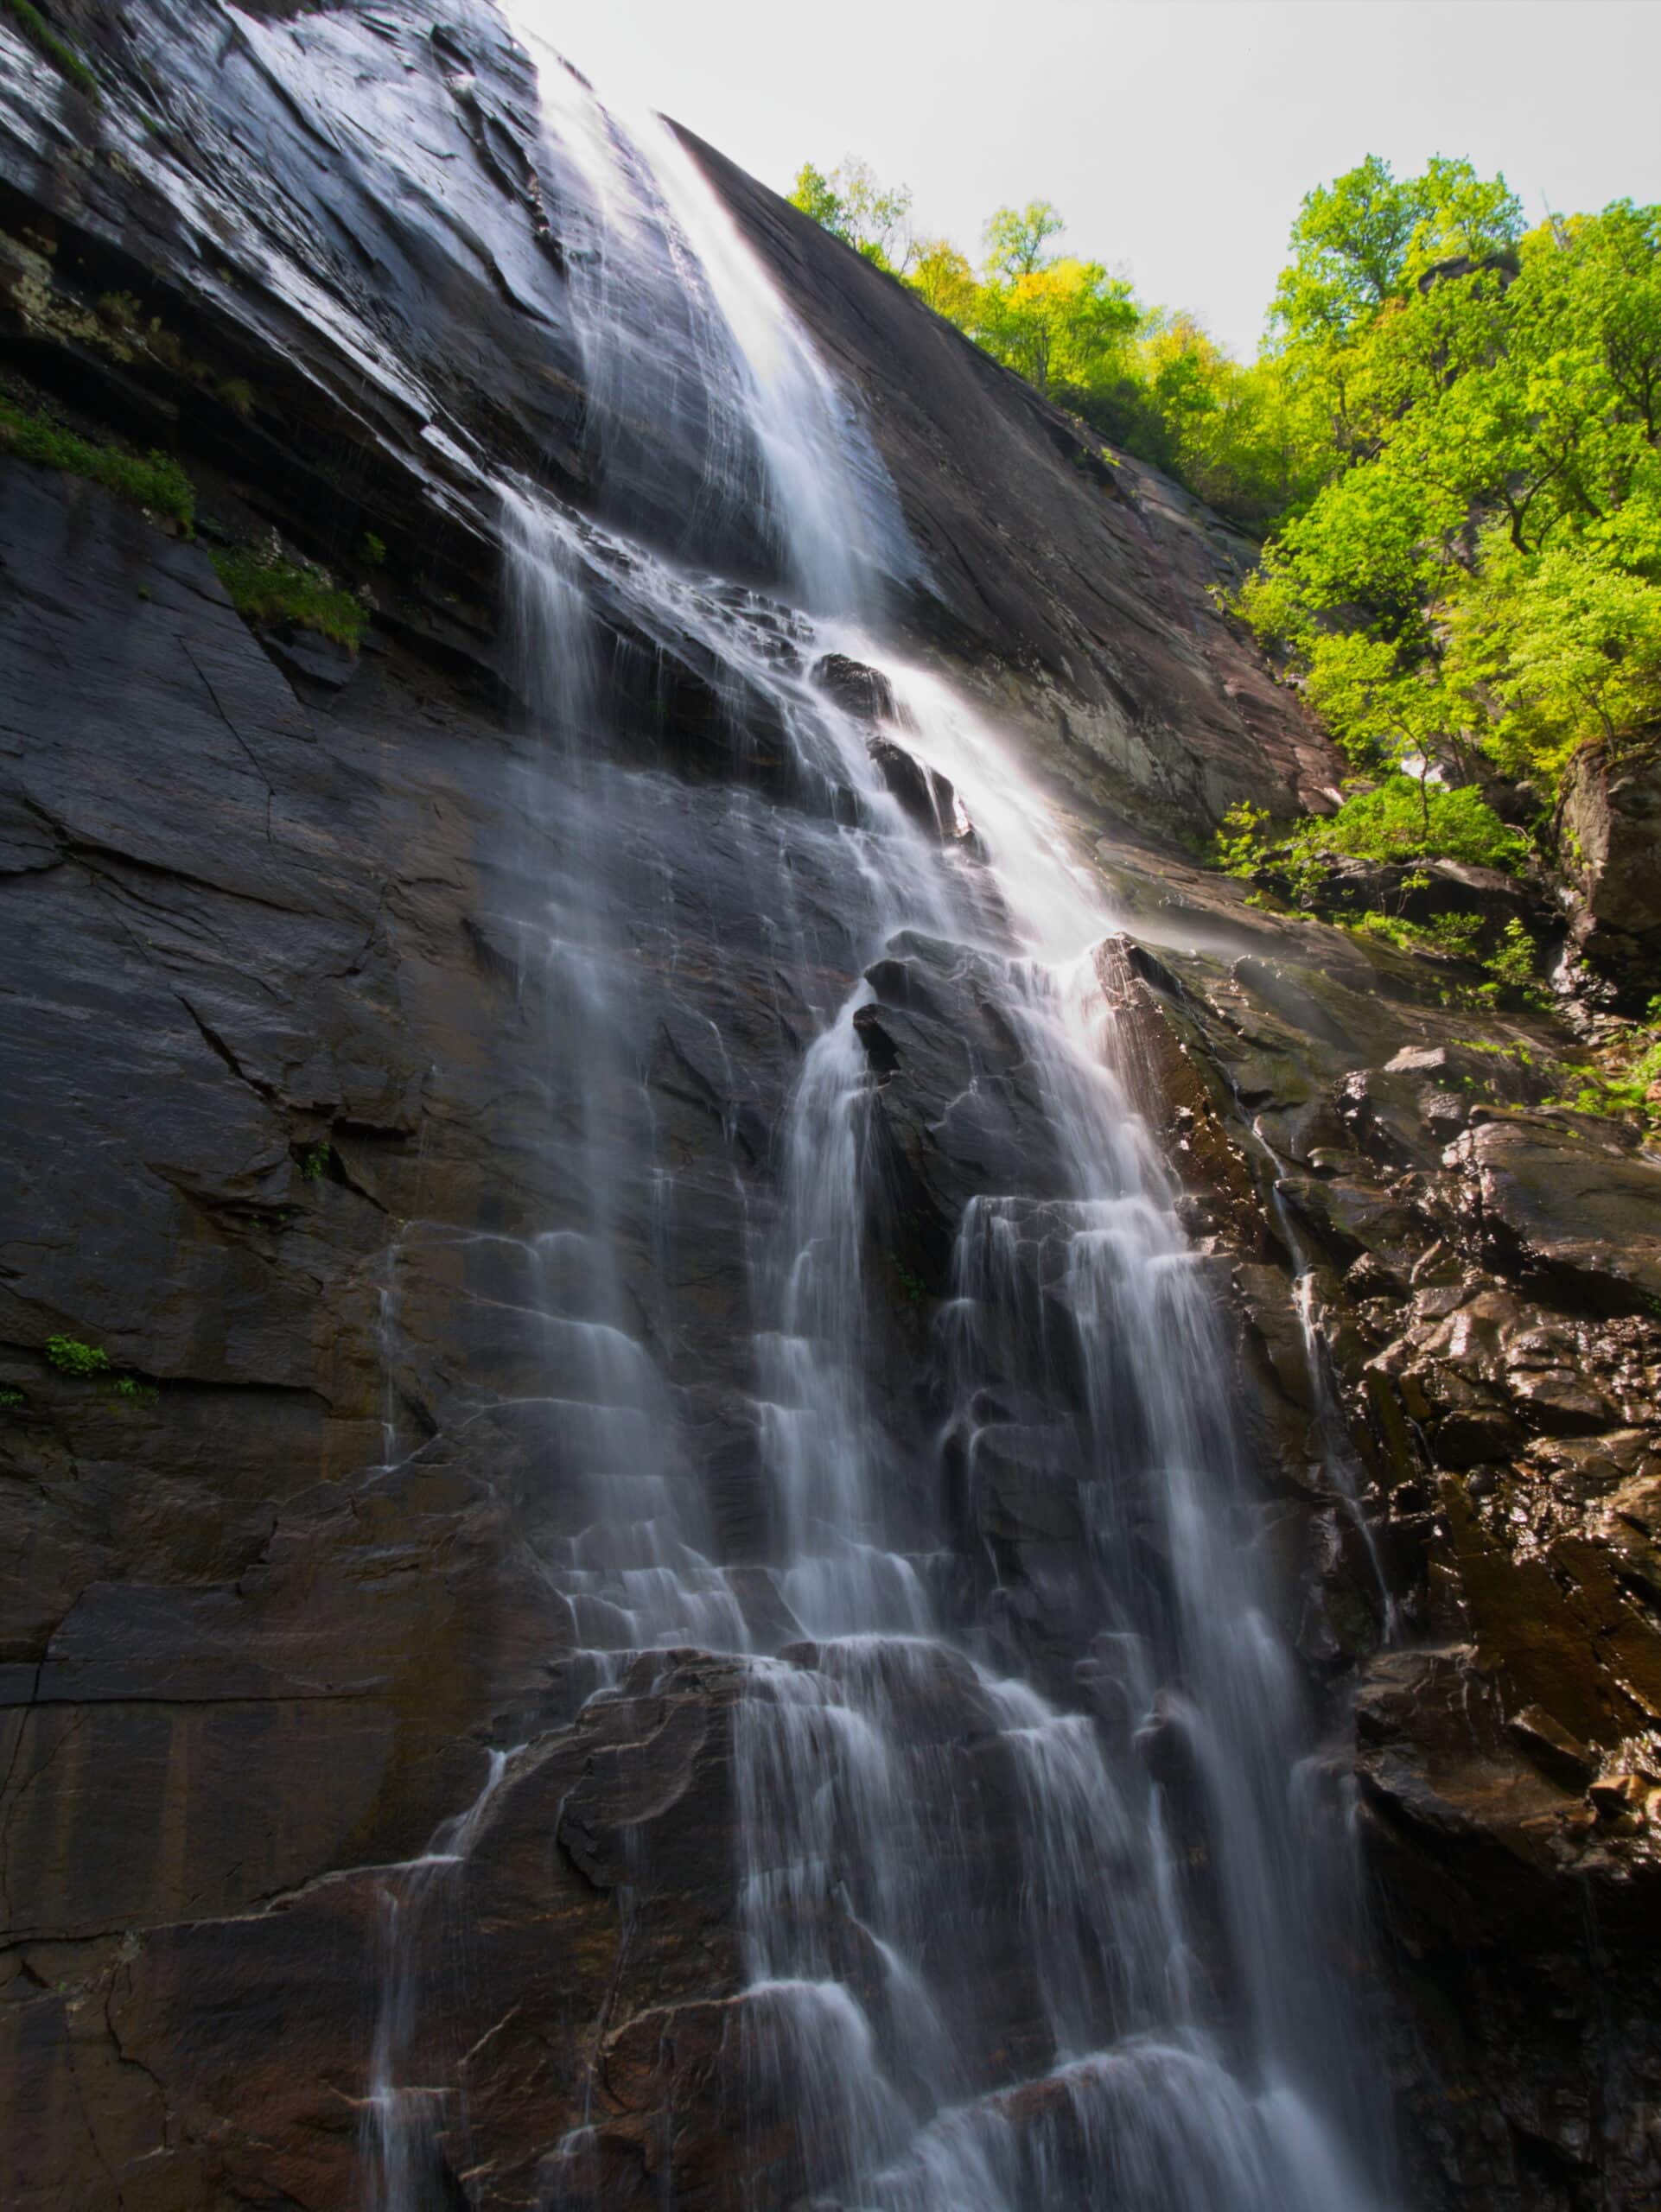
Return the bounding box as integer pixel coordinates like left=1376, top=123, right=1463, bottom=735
left=0, top=7, right=1651, bottom=2209
left=1559, top=739, right=1661, bottom=999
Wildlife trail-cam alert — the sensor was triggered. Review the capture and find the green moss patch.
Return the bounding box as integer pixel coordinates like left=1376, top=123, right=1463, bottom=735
left=0, top=395, right=194, bottom=528
left=210, top=547, right=366, bottom=648
left=2, top=0, right=98, bottom=96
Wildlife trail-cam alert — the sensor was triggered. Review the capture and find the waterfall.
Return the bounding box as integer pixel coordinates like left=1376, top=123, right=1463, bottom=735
left=379, top=29, right=1399, bottom=2207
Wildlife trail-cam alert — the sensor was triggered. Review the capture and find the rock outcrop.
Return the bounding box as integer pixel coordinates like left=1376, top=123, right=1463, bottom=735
left=1559, top=741, right=1661, bottom=1003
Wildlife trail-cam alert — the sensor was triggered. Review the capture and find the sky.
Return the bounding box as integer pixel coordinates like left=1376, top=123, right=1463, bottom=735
left=506, top=0, right=1661, bottom=359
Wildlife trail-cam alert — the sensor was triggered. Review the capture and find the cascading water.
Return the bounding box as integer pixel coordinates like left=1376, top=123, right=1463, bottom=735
left=372, top=29, right=1401, bottom=2207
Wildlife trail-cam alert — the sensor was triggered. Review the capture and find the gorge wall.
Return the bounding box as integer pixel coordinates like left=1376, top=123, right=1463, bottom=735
left=3, top=5, right=1661, bottom=2209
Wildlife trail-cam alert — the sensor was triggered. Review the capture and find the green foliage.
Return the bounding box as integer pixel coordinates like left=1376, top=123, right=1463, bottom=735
left=1210, top=801, right=1272, bottom=877
left=794, top=146, right=1661, bottom=808
left=1213, top=775, right=1524, bottom=880
left=1446, top=541, right=1661, bottom=776
left=2, top=0, right=98, bottom=96
left=976, top=254, right=1138, bottom=397
left=790, top=158, right=915, bottom=271
left=42, top=1332, right=157, bottom=1401
left=361, top=530, right=386, bottom=567
left=0, top=395, right=194, bottom=529
left=1353, top=908, right=1483, bottom=960
left=891, top=1257, right=928, bottom=1307
left=1270, top=154, right=1521, bottom=346
left=1486, top=917, right=1539, bottom=988
left=983, top=201, right=1067, bottom=279
left=1548, top=1001, right=1661, bottom=1131
left=790, top=161, right=1316, bottom=527
left=1549, top=1053, right=1661, bottom=1130
left=1209, top=780, right=1545, bottom=1007
left=1238, top=177, right=1661, bottom=802
left=0, top=1385, right=24, bottom=1408
left=45, top=1334, right=110, bottom=1376
left=297, top=1139, right=333, bottom=1181
left=1307, top=777, right=1527, bottom=868
left=212, top=549, right=366, bottom=647
left=1346, top=907, right=1547, bottom=1013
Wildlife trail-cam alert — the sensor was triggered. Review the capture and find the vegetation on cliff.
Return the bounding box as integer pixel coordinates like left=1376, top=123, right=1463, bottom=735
left=210, top=545, right=366, bottom=647
left=0, top=391, right=194, bottom=527
left=1, top=0, right=97, bottom=96
left=792, top=153, right=1661, bottom=1000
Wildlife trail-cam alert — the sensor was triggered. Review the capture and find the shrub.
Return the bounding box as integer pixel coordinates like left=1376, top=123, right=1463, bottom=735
left=1309, top=777, right=1527, bottom=870
left=1210, top=801, right=1271, bottom=879
left=1486, top=918, right=1539, bottom=989
left=1354, top=910, right=1485, bottom=961
left=1550, top=1023, right=1661, bottom=1135
left=45, top=1334, right=110, bottom=1376
left=211, top=549, right=366, bottom=648
left=0, top=396, right=194, bottom=529
left=0, top=1385, right=23, bottom=1408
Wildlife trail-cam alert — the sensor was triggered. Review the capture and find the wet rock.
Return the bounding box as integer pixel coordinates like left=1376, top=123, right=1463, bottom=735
left=1504, top=1702, right=1598, bottom=1790
left=0, top=7, right=1656, bottom=2207
left=856, top=931, right=1070, bottom=1266
left=1091, top=936, right=1265, bottom=1253
left=811, top=651, right=903, bottom=725
left=1446, top=1111, right=1661, bottom=1310
left=868, top=733, right=975, bottom=845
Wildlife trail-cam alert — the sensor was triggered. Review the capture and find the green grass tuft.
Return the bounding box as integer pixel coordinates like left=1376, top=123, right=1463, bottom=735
left=211, top=548, right=366, bottom=648
left=0, top=395, right=194, bottom=528
left=3, top=0, right=98, bottom=96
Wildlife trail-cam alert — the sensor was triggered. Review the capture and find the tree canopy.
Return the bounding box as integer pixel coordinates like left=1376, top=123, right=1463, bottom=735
left=788, top=159, right=915, bottom=271
left=789, top=148, right=1661, bottom=878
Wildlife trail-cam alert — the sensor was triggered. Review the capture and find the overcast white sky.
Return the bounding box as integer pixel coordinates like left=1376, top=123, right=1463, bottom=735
left=506, top=0, right=1661, bottom=359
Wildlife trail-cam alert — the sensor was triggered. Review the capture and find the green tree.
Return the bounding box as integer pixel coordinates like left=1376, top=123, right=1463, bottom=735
left=983, top=200, right=1067, bottom=278
left=1270, top=153, right=1523, bottom=347
left=908, top=238, right=979, bottom=326
left=789, top=162, right=845, bottom=237
left=975, top=257, right=1139, bottom=395
left=789, top=156, right=914, bottom=271
left=1239, top=159, right=1661, bottom=812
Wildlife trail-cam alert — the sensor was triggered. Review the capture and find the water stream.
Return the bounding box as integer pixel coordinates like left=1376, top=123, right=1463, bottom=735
left=375, top=33, right=1400, bottom=2209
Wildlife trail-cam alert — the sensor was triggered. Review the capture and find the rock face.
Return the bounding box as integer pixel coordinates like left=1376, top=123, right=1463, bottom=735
left=2, top=6, right=1658, bottom=2211
left=1559, top=741, right=1661, bottom=1001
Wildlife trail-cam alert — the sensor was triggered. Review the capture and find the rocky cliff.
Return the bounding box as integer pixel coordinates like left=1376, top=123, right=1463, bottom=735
left=3, top=5, right=1660, bottom=2209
